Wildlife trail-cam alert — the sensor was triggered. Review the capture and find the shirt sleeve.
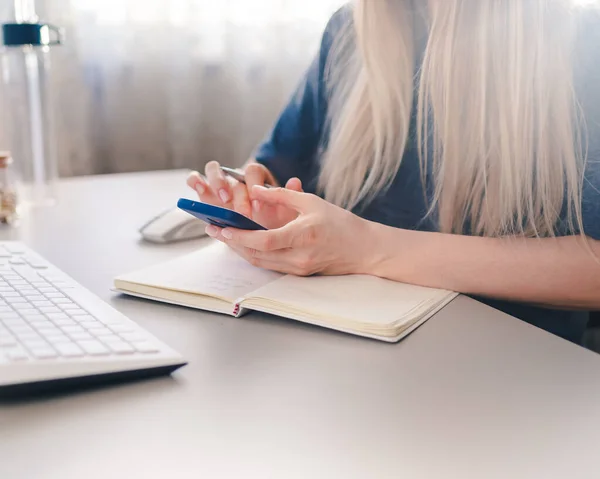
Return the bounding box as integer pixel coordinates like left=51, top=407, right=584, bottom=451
left=582, top=159, right=600, bottom=240
left=575, top=10, right=600, bottom=241
left=253, top=7, right=350, bottom=192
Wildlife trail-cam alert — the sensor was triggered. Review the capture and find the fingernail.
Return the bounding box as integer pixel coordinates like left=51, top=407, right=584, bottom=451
left=252, top=200, right=261, bottom=212
left=219, top=189, right=230, bottom=203
left=205, top=225, right=218, bottom=237
left=222, top=229, right=233, bottom=240
left=195, top=183, right=205, bottom=195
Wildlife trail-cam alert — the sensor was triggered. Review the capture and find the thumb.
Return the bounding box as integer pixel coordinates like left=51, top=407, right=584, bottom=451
left=285, top=177, right=303, bottom=192
left=252, top=185, right=310, bottom=213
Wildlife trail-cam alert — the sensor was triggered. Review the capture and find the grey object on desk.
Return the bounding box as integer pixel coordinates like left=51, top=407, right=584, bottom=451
left=2, top=170, right=600, bottom=479
left=139, top=206, right=207, bottom=243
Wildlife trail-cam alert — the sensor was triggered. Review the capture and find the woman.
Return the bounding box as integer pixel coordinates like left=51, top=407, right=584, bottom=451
left=187, top=0, right=600, bottom=344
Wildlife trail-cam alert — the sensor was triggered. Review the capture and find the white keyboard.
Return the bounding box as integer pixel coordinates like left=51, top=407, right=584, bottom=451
left=0, top=242, right=186, bottom=395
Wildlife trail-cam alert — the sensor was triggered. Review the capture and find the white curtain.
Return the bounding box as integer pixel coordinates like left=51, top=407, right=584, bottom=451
left=1, top=0, right=344, bottom=176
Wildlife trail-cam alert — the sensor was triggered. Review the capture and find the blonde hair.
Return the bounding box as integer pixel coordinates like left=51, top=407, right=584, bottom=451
left=319, top=0, right=586, bottom=238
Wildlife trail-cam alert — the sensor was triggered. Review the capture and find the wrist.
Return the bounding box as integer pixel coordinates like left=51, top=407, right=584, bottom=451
left=358, top=220, right=424, bottom=282
left=356, top=220, right=400, bottom=276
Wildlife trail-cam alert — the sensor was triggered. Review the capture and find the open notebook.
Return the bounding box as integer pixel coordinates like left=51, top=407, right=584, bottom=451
left=114, top=242, right=458, bottom=342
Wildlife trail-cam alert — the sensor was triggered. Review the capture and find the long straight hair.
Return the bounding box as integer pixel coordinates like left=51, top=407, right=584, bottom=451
left=318, top=0, right=586, bottom=238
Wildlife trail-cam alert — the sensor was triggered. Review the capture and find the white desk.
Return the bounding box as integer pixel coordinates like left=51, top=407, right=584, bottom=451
left=2, top=170, right=600, bottom=479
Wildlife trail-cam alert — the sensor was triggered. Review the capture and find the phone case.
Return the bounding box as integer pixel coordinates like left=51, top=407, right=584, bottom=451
left=177, top=198, right=266, bottom=230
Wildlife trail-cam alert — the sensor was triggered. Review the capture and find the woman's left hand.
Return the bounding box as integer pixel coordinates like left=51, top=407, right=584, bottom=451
left=204, top=186, right=378, bottom=276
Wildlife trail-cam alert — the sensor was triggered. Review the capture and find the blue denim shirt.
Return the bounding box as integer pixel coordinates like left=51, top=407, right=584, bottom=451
left=254, top=8, right=600, bottom=344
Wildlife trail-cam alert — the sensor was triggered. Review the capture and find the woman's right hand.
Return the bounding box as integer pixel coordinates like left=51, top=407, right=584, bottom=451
left=186, top=160, right=303, bottom=230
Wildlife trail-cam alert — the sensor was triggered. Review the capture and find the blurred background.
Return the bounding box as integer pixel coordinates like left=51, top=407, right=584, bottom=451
left=0, top=0, right=343, bottom=177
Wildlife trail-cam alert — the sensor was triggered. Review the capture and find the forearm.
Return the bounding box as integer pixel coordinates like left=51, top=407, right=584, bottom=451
left=367, top=224, right=600, bottom=309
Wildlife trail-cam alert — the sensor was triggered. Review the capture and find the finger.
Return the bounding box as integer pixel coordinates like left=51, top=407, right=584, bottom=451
left=231, top=180, right=252, bottom=218
left=251, top=186, right=312, bottom=213
left=205, top=161, right=232, bottom=205
left=285, top=177, right=303, bottom=192
left=187, top=171, right=206, bottom=195
left=220, top=226, right=295, bottom=251
left=245, top=163, right=276, bottom=190
left=245, top=163, right=273, bottom=214
left=187, top=171, right=219, bottom=203
left=226, top=244, right=303, bottom=275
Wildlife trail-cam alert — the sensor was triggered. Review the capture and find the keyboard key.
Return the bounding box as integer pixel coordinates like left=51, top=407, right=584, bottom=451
left=31, top=320, right=54, bottom=329
left=12, top=324, right=35, bottom=334
left=77, top=340, right=110, bottom=356
left=90, top=327, right=113, bottom=336
left=55, top=342, right=84, bottom=357
left=39, top=287, right=58, bottom=294
left=100, top=334, right=125, bottom=343
left=5, top=244, right=25, bottom=254
left=134, top=342, right=159, bottom=354
left=59, top=304, right=80, bottom=311
left=36, top=327, right=61, bottom=336
left=9, top=258, right=26, bottom=265
left=19, top=288, right=37, bottom=295
left=68, top=309, right=88, bottom=316
left=83, top=324, right=106, bottom=334
left=0, top=334, right=17, bottom=347
left=17, top=308, right=40, bottom=316
left=3, top=318, right=26, bottom=327
left=1, top=273, right=20, bottom=280
left=120, top=332, right=146, bottom=343
left=73, top=315, right=96, bottom=323
left=6, top=297, right=29, bottom=305
left=1, top=292, right=21, bottom=298
left=12, top=270, right=39, bottom=283
left=0, top=306, right=14, bottom=314
left=107, top=341, right=135, bottom=354
left=45, top=334, right=71, bottom=344
left=45, top=293, right=65, bottom=299
left=69, top=332, right=93, bottom=341
left=13, top=304, right=34, bottom=311
left=11, top=325, right=34, bottom=335
left=22, top=313, right=45, bottom=321
left=54, top=319, right=76, bottom=327
left=109, top=324, right=135, bottom=333
left=25, top=295, right=46, bottom=302
left=25, top=257, right=49, bottom=269
left=31, top=300, right=54, bottom=307
left=30, top=346, right=58, bottom=359
left=0, top=313, right=20, bottom=321
left=61, top=325, right=85, bottom=334
left=39, top=306, right=61, bottom=314
left=16, top=330, right=41, bottom=341
left=51, top=298, right=73, bottom=305
left=22, top=339, right=48, bottom=350
left=47, top=313, right=70, bottom=321
left=6, top=349, right=28, bottom=361
left=97, top=316, right=120, bottom=325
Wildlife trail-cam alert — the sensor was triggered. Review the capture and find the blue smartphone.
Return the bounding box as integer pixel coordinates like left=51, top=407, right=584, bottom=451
left=177, top=198, right=266, bottom=230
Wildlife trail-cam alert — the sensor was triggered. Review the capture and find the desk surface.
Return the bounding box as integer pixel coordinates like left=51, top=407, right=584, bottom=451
left=1, top=170, right=600, bottom=479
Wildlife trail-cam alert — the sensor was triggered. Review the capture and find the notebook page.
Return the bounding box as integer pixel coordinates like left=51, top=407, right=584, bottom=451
left=115, top=241, right=282, bottom=301
left=243, top=274, right=451, bottom=325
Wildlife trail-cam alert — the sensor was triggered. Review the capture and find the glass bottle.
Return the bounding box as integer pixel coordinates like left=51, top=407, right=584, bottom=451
left=0, top=151, right=19, bottom=224
left=1, top=1, right=63, bottom=207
